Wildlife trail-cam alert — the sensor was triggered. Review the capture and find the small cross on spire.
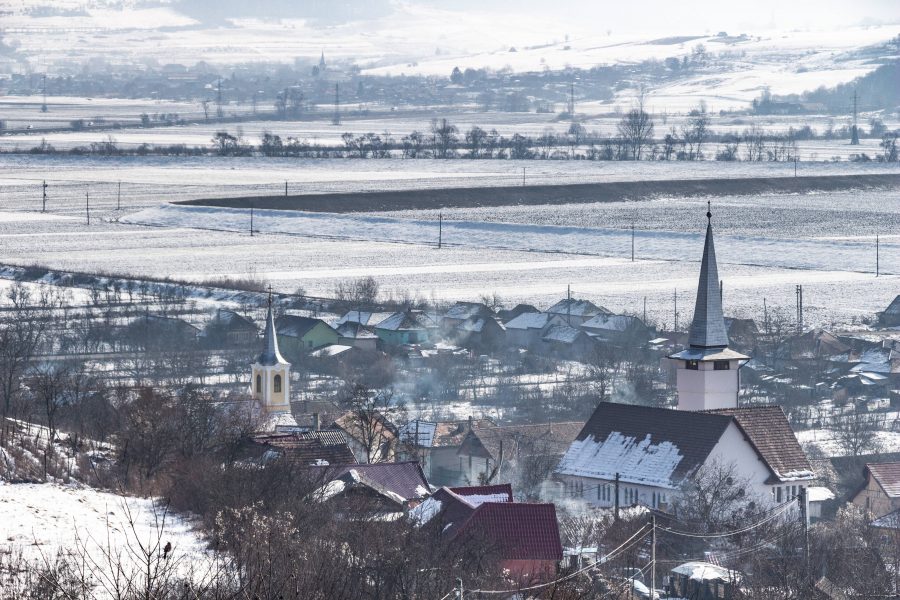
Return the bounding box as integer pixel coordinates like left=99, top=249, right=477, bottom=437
left=266, top=285, right=273, bottom=307
left=707, top=200, right=712, bottom=222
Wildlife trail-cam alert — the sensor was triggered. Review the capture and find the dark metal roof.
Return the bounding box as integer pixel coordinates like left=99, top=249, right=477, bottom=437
left=558, top=403, right=732, bottom=486
left=688, top=220, right=730, bottom=349
left=311, top=462, right=430, bottom=502
left=257, top=300, right=288, bottom=366
left=251, top=430, right=356, bottom=465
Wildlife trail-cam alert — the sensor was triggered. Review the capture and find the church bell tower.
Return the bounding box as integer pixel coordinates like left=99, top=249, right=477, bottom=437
left=251, top=291, right=291, bottom=415
left=669, top=204, right=749, bottom=411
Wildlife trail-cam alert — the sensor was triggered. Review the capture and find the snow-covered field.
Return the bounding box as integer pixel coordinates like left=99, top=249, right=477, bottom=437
left=0, top=177, right=895, bottom=330
left=0, top=481, right=212, bottom=593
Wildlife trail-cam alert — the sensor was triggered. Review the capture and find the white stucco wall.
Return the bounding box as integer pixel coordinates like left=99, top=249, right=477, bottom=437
left=676, top=361, right=740, bottom=411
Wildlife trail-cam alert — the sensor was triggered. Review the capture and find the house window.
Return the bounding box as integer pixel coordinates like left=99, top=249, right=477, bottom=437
left=776, top=486, right=783, bottom=503
left=686, top=360, right=699, bottom=370
left=273, top=374, right=282, bottom=393
left=714, top=360, right=730, bottom=370
left=256, top=374, right=262, bottom=392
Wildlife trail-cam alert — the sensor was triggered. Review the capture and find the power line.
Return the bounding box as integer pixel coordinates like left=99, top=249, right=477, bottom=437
left=658, top=499, right=796, bottom=539
left=459, top=523, right=652, bottom=596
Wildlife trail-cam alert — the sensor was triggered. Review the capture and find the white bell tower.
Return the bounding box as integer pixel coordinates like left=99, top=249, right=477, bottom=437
left=251, top=291, right=291, bottom=415
left=669, top=204, right=749, bottom=411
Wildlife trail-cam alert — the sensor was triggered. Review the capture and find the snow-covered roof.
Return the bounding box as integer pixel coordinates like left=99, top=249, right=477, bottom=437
left=444, top=301, right=493, bottom=321
left=375, top=311, right=428, bottom=331
left=398, top=420, right=438, bottom=448
left=337, top=310, right=394, bottom=327
left=310, top=344, right=354, bottom=358
left=542, top=324, right=585, bottom=344
left=672, top=561, right=738, bottom=583
left=807, top=486, right=835, bottom=503
left=581, top=313, right=643, bottom=332
left=545, top=298, right=608, bottom=318
left=505, top=311, right=556, bottom=330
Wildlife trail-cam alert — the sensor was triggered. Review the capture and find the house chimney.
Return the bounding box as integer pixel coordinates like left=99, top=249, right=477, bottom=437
left=313, top=412, right=320, bottom=431
left=468, top=415, right=473, bottom=431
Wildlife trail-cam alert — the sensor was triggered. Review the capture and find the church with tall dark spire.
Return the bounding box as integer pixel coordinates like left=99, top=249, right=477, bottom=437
left=553, top=204, right=816, bottom=512
left=669, top=203, right=749, bottom=411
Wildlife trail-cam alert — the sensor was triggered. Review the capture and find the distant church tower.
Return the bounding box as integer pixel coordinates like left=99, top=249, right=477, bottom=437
left=251, top=292, right=291, bottom=415
left=669, top=204, right=749, bottom=411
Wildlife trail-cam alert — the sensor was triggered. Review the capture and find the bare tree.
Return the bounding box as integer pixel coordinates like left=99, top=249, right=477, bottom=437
left=431, top=118, right=458, bottom=159
left=616, top=98, right=654, bottom=160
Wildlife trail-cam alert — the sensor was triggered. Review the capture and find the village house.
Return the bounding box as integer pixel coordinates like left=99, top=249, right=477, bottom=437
left=336, top=309, right=395, bottom=328
left=878, top=295, right=900, bottom=328
left=310, top=462, right=431, bottom=519
left=334, top=321, right=380, bottom=351
left=723, top=317, right=760, bottom=352
left=668, top=562, right=741, bottom=600
left=411, top=484, right=563, bottom=583
left=453, top=316, right=506, bottom=352
left=123, top=313, right=200, bottom=350
left=580, top=313, right=651, bottom=345
left=852, top=462, right=900, bottom=518
left=457, top=421, right=583, bottom=490
left=202, top=308, right=257, bottom=347
left=275, top=314, right=340, bottom=353
left=440, top=301, right=496, bottom=331
left=497, top=303, right=540, bottom=323
left=504, top=312, right=566, bottom=348
left=554, top=208, right=817, bottom=513
left=398, top=418, right=495, bottom=485
left=540, top=323, right=595, bottom=359
left=247, top=430, right=357, bottom=466
left=373, top=310, right=432, bottom=346
left=544, top=298, right=609, bottom=325
left=330, top=410, right=399, bottom=464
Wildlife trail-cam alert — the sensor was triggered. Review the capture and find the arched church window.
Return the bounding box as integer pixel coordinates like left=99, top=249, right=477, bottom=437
left=274, top=374, right=282, bottom=393
left=256, top=374, right=262, bottom=392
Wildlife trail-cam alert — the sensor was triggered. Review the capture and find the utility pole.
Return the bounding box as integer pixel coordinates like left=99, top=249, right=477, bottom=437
left=567, top=284, right=571, bottom=325
left=673, top=289, right=678, bottom=332
left=763, top=297, right=769, bottom=335
left=216, top=77, right=224, bottom=119
left=41, top=74, right=48, bottom=113
left=568, top=81, right=575, bottom=118
left=522, top=167, right=526, bottom=186
left=799, top=487, right=810, bottom=583
left=876, top=234, right=880, bottom=277
left=332, top=83, right=341, bottom=126
left=117, top=180, right=121, bottom=210
left=796, top=284, right=804, bottom=333
left=643, top=296, right=647, bottom=324
left=285, top=180, right=288, bottom=197
left=651, top=514, right=657, bottom=600
left=250, top=205, right=255, bottom=237
left=41, top=180, right=47, bottom=212
left=850, top=89, right=860, bottom=145
left=794, top=156, right=798, bottom=177
left=719, top=279, right=723, bottom=304
left=438, top=212, right=443, bottom=249
left=457, top=577, right=463, bottom=600
left=614, top=472, right=620, bottom=521
left=85, top=192, right=90, bottom=225
left=631, top=222, right=635, bottom=261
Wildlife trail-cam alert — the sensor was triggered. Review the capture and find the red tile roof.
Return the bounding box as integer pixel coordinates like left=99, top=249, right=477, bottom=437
left=867, top=462, right=900, bottom=498
left=449, top=484, right=514, bottom=503
left=456, top=502, right=563, bottom=561
left=707, top=406, right=814, bottom=482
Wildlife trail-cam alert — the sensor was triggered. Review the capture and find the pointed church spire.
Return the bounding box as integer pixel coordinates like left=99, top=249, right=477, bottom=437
left=687, top=202, right=729, bottom=348
left=258, top=287, right=287, bottom=366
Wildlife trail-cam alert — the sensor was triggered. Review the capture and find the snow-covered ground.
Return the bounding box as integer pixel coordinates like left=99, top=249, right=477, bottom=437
left=0, top=482, right=211, bottom=588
